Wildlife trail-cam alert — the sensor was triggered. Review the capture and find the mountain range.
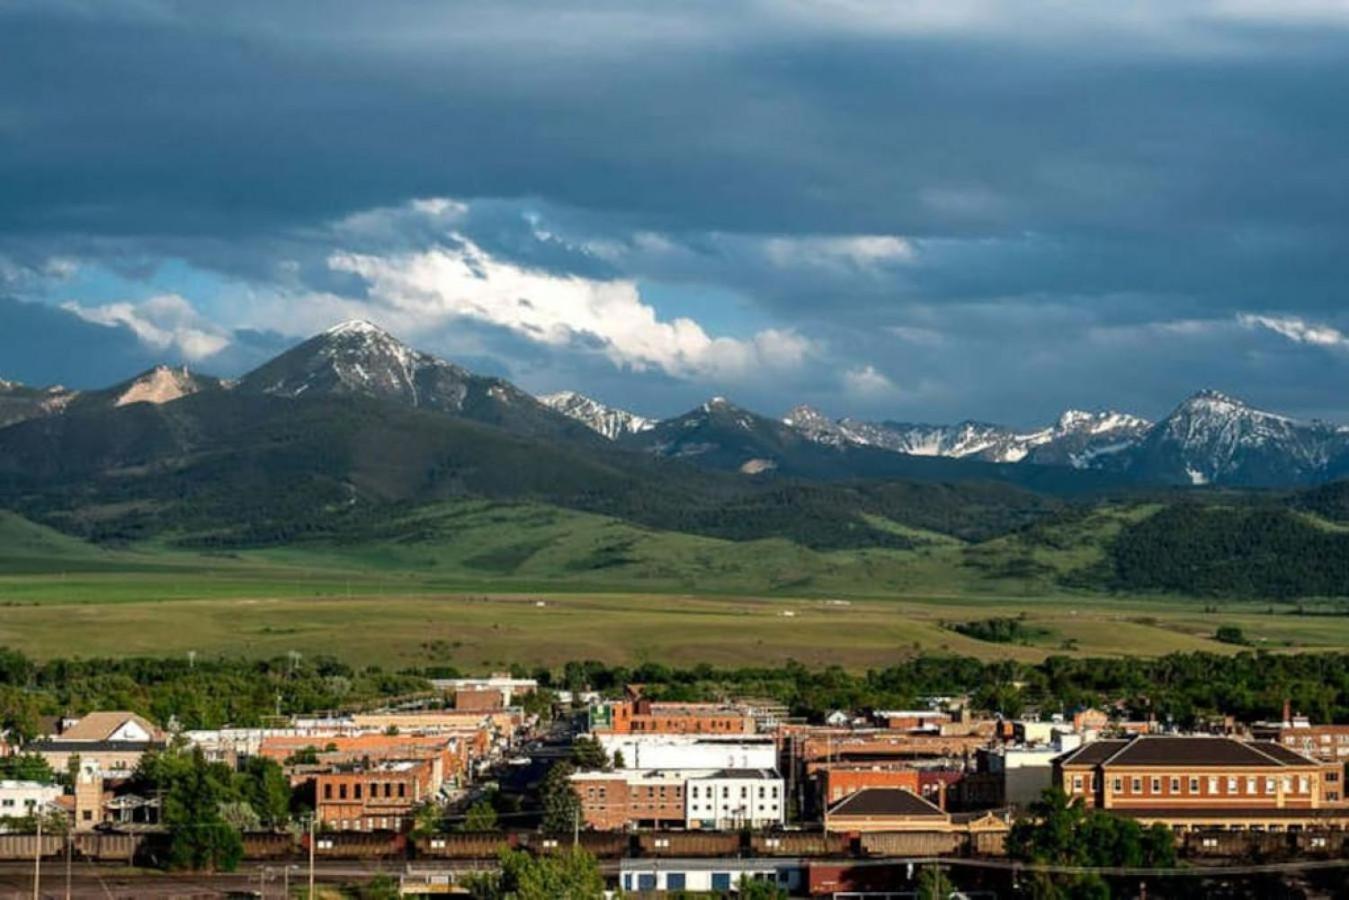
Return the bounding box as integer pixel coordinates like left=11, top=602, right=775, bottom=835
left=544, top=383, right=1349, bottom=489
left=2, top=320, right=1349, bottom=554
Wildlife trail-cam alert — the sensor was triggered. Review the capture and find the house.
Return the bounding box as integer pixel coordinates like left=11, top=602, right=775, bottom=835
left=27, top=712, right=164, bottom=781
left=1055, top=734, right=1349, bottom=831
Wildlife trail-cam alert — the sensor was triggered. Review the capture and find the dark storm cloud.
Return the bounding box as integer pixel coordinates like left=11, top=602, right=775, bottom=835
left=4, top=1, right=1349, bottom=421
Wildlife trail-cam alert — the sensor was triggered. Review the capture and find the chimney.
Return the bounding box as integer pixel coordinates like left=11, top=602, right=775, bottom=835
left=1283, top=699, right=1292, bottom=726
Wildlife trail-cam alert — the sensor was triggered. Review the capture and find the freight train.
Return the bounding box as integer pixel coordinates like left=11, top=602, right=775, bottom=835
left=1, top=826, right=1340, bottom=865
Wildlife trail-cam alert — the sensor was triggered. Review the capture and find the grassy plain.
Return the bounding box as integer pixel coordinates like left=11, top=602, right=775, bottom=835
left=3, top=504, right=1349, bottom=669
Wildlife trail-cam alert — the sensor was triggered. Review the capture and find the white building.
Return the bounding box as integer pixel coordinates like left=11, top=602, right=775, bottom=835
left=620, top=859, right=801, bottom=895
left=0, top=781, right=62, bottom=826
left=685, top=769, right=785, bottom=830
left=597, top=735, right=777, bottom=771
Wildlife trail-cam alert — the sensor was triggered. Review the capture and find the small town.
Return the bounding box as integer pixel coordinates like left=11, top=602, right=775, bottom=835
left=2, top=671, right=1348, bottom=897
left=8, top=1, right=1349, bottom=897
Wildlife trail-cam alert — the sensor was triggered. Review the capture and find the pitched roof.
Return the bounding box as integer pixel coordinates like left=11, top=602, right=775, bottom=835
left=1102, top=736, right=1313, bottom=768
left=828, top=788, right=947, bottom=819
left=1250, top=741, right=1321, bottom=766
left=60, top=712, right=159, bottom=742
left=1055, top=740, right=1127, bottom=768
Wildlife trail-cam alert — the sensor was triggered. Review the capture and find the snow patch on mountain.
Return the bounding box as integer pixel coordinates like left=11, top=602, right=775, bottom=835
left=539, top=391, right=655, bottom=439
left=785, top=404, right=1153, bottom=467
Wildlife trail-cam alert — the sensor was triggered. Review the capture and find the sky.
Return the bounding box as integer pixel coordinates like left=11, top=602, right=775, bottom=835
left=4, top=1, right=1349, bottom=426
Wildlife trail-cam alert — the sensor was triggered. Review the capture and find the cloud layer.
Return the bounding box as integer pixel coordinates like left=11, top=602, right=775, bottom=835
left=4, top=2, right=1349, bottom=423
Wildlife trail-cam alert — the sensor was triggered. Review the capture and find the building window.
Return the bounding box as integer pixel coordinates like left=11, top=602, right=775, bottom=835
left=339, top=785, right=347, bottom=800
left=324, top=784, right=333, bottom=800
left=1073, top=776, right=1083, bottom=791
left=1189, top=777, right=1199, bottom=794
left=1131, top=777, right=1141, bottom=794
left=1227, top=777, right=1237, bottom=793
left=398, top=783, right=406, bottom=798
left=1151, top=777, right=1161, bottom=794
left=1112, top=777, right=1122, bottom=793
left=1266, top=777, right=1276, bottom=794
left=354, top=784, right=362, bottom=800
left=1299, top=776, right=1310, bottom=794
left=1170, top=777, right=1180, bottom=793
left=1246, top=777, right=1257, bottom=795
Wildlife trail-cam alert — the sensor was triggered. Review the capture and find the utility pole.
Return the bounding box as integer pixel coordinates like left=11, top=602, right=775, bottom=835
left=572, top=806, right=580, bottom=848
left=33, top=810, right=42, bottom=900
left=308, top=816, right=316, bottom=900
left=64, top=826, right=71, bottom=900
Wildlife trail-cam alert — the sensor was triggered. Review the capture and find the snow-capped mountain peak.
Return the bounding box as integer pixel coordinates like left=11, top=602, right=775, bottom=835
left=783, top=403, right=1153, bottom=467
left=324, top=319, right=388, bottom=338
left=1131, top=389, right=1347, bottom=485
left=539, top=391, right=655, bottom=440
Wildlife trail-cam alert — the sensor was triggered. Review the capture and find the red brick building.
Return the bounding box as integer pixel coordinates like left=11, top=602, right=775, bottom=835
left=315, top=758, right=436, bottom=832
left=593, top=698, right=755, bottom=736
left=571, top=770, right=688, bottom=830
left=1251, top=719, right=1349, bottom=767
left=1055, top=735, right=1349, bottom=831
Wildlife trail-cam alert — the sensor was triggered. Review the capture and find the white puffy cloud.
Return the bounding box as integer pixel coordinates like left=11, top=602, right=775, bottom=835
left=326, top=236, right=815, bottom=381
left=62, top=293, right=230, bottom=361
left=1238, top=313, right=1349, bottom=349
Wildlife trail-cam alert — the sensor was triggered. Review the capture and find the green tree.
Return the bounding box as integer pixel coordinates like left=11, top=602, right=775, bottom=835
left=353, top=873, right=401, bottom=900
left=1215, top=625, right=1249, bottom=646
left=461, top=798, right=499, bottom=832
left=237, top=756, right=291, bottom=828
left=569, top=736, right=609, bottom=771
left=156, top=748, right=244, bottom=872
left=540, top=762, right=581, bottom=834
left=411, top=801, right=444, bottom=839
left=0, top=754, right=55, bottom=784
left=467, top=848, right=603, bottom=900
left=1008, top=789, right=1175, bottom=897
left=737, top=876, right=788, bottom=899
left=915, top=863, right=953, bottom=900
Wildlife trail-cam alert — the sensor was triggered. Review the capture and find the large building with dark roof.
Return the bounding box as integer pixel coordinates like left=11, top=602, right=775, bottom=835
left=824, top=787, right=1010, bottom=840
left=1054, top=735, right=1349, bottom=831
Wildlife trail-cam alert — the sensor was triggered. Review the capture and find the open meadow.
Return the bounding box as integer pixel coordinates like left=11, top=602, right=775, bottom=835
left=4, top=505, right=1349, bottom=669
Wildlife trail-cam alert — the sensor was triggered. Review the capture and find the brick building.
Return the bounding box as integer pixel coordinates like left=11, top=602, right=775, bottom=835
left=1251, top=716, right=1349, bottom=767
left=817, top=764, right=921, bottom=808
left=315, top=758, right=436, bottom=831
left=571, top=770, right=689, bottom=830
left=591, top=698, right=755, bottom=736
left=1055, top=735, right=1349, bottom=831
